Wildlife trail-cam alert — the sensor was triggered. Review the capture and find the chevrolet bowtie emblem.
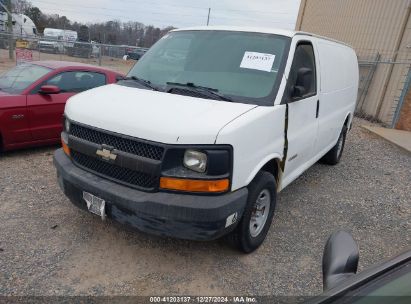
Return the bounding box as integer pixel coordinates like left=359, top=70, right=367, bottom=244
left=96, top=148, right=117, bottom=161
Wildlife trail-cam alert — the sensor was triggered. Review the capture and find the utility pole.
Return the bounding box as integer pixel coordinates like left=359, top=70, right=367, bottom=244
left=6, top=0, right=14, bottom=59
left=207, top=8, right=211, bottom=26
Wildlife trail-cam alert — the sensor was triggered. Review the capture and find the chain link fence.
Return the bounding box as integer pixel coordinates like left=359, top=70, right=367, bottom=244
left=0, top=33, right=148, bottom=75
left=356, top=51, right=411, bottom=127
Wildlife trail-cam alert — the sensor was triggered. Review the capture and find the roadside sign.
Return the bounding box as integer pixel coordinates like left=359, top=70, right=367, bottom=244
left=16, top=48, right=33, bottom=65
left=16, top=39, right=29, bottom=49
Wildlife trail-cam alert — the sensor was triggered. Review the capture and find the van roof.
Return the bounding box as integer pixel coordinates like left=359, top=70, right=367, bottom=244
left=172, top=26, right=352, bottom=48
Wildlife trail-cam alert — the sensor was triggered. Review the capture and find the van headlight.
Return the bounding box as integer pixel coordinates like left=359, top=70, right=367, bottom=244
left=183, top=150, right=207, bottom=173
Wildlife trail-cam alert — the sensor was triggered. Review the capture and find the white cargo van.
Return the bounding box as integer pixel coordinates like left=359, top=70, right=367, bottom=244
left=54, top=26, right=359, bottom=253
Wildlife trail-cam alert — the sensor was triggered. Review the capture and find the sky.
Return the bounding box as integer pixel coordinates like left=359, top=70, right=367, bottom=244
left=29, top=0, right=301, bottom=29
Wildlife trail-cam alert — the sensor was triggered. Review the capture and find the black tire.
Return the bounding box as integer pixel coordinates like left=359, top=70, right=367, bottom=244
left=227, top=171, right=277, bottom=253
left=321, top=125, right=348, bottom=165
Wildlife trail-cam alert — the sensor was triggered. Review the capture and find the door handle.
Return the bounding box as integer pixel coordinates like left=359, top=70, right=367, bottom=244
left=316, top=100, right=320, bottom=118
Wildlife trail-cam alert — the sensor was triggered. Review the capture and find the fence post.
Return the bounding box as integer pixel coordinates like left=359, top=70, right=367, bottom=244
left=357, top=53, right=380, bottom=115
left=38, top=38, right=41, bottom=61
left=6, top=0, right=14, bottom=60
left=98, top=44, right=102, bottom=66
left=391, top=66, right=411, bottom=128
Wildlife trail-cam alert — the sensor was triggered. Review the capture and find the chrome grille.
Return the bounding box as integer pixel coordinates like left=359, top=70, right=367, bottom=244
left=71, top=151, right=157, bottom=190
left=70, top=123, right=164, bottom=160
left=69, top=123, right=163, bottom=191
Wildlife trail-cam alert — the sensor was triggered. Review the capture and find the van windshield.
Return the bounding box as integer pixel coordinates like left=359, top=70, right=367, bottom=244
left=125, top=30, right=290, bottom=105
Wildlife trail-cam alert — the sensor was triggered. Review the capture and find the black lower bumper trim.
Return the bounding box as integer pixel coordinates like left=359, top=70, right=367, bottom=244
left=54, top=149, right=248, bottom=240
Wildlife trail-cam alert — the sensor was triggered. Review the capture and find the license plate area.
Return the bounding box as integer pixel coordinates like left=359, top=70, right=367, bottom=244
left=83, top=191, right=106, bottom=220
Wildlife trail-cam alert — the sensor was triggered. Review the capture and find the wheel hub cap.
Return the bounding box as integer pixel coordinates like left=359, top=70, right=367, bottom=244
left=249, top=189, right=271, bottom=237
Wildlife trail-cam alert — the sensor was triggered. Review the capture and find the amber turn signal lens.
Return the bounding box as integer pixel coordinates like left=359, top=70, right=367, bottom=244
left=160, top=177, right=229, bottom=193
left=61, top=138, right=70, bottom=156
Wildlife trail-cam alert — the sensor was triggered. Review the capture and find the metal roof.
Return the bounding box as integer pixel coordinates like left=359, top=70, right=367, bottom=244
left=172, top=26, right=351, bottom=47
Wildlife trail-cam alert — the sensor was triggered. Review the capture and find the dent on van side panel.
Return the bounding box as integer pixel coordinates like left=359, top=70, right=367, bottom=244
left=216, top=105, right=286, bottom=191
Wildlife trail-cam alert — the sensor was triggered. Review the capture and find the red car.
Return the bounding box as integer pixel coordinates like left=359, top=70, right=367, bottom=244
left=0, top=61, right=123, bottom=152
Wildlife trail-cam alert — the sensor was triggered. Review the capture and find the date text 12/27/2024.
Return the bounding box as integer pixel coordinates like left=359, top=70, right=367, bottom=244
left=149, top=296, right=257, bottom=303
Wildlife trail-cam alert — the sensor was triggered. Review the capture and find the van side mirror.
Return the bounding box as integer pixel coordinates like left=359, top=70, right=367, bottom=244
left=322, top=231, right=359, bottom=290
left=290, top=67, right=313, bottom=99
left=291, top=85, right=306, bottom=98
left=39, top=85, right=61, bottom=94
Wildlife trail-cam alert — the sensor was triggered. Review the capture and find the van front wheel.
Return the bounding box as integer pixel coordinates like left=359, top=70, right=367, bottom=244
left=227, top=171, right=277, bottom=253
left=322, top=125, right=348, bottom=165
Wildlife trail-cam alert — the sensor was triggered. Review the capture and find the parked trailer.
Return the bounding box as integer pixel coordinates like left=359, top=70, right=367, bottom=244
left=0, top=12, right=37, bottom=49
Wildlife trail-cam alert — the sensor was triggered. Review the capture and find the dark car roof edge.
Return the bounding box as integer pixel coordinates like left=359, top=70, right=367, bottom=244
left=30, top=60, right=119, bottom=73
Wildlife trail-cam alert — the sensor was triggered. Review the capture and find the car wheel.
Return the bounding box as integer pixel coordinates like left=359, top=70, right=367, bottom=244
left=227, top=171, right=277, bottom=253
left=321, top=125, right=348, bottom=165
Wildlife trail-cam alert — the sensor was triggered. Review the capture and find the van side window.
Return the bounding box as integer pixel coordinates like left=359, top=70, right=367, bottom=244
left=287, top=42, right=317, bottom=100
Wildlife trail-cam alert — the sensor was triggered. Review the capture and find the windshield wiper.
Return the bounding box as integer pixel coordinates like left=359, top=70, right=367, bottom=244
left=166, top=82, right=233, bottom=102
left=123, top=76, right=159, bottom=91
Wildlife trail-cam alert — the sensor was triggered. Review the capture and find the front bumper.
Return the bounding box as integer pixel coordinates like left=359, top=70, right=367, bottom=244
left=54, top=149, right=248, bottom=240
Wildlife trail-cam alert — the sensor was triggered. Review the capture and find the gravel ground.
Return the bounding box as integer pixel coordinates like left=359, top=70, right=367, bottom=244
left=0, top=118, right=410, bottom=297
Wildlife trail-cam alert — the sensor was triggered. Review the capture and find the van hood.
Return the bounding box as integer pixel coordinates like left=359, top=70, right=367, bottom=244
left=65, top=84, right=257, bottom=144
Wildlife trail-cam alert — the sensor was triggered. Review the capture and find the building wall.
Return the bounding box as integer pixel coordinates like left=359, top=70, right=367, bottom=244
left=295, top=0, right=411, bottom=125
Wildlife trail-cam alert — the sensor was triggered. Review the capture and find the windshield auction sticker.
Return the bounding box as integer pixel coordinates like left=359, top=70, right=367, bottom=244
left=240, top=52, right=276, bottom=72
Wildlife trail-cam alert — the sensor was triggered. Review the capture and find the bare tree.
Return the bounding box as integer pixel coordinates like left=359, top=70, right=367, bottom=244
left=15, top=0, right=175, bottom=46
left=11, top=0, right=31, bottom=14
